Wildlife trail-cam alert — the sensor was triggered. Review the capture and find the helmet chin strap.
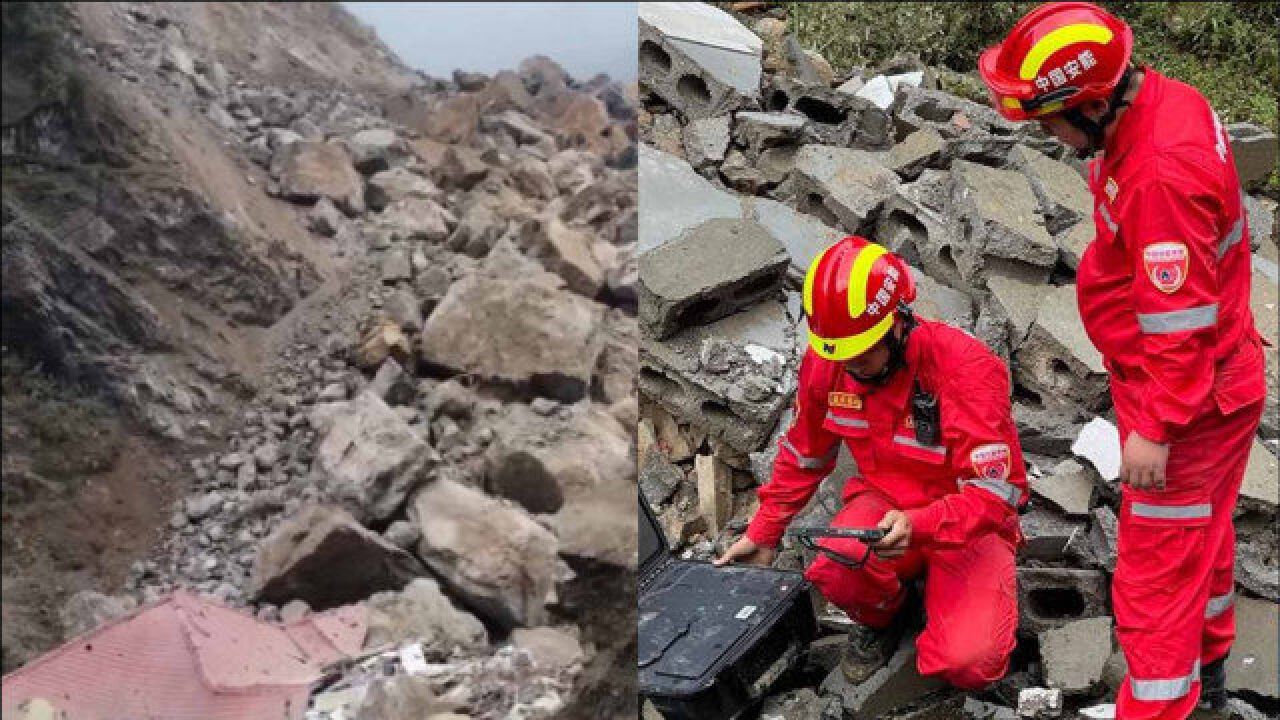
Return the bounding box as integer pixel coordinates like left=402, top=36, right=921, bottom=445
left=1062, top=67, right=1134, bottom=159
left=847, top=304, right=917, bottom=386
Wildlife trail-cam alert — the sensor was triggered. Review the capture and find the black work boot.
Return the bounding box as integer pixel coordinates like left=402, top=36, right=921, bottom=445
left=1198, top=655, right=1228, bottom=712
left=839, top=621, right=902, bottom=684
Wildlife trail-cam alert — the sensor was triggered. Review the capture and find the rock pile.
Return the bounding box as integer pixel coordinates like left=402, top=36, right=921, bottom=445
left=4, top=4, right=636, bottom=718
left=637, top=3, right=1278, bottom=718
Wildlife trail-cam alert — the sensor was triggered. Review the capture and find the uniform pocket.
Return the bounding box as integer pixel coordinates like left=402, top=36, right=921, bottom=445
left=1114, top=494, right=1211, bottom=626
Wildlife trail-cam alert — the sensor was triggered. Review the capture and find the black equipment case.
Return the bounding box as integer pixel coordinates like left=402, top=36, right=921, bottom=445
left=638, top=493, right=817, bottom=720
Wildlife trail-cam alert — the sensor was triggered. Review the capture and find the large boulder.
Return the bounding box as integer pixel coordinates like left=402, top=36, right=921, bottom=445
left=250, top=504, right=424, bottom=609
left=277, top=141, right=365, bottom=215
left=409, top=479, right=559, bottom=629
left=419, top=244, right=606, bottom=402
left=310, top=391, right=435, bottom=524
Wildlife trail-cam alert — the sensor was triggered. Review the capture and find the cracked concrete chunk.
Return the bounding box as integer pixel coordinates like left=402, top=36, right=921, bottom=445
left=638, top=218, right=788, bottom=339
left=1014, top=285, right=1108, bottom=418
left=1039, top=617, right=1112, bottom=695
left=734, top=112, right=806, bottom=159
left=1241, top=439, right=1278, bottom=511
left=638, top=2, right=762, bottom=118
left=1226, top=594, right=1278, bottom=698
left=1017, top=567, right=1109, bottom=635
left=950, top=160, right=1057, bottom=286
left=888, top=127, right=945, bottom=181
left=1010, top=145, right=1093, bottom=235
left=1030, top=458, right=1094, bottom=517
left=681, top=115, right=731, bottom=170
left=409, top=479, right=558, bottom=630
left=791, top=145, right=900, bottom=234
left=1228, top=122, right=1279, bottom=191
left=746, top=196, right=842, bottom=279
left=639, top=145, right=740, bottom=255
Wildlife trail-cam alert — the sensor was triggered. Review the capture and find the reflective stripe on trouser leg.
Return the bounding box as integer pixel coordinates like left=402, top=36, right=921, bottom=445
left=1130, top=660, right=1200, bottom=701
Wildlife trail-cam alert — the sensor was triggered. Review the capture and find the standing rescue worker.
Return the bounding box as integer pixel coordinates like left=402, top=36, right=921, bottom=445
left=715, top=236, right=1027, bottom=689
left=979, top=3, right=1267, bottom=717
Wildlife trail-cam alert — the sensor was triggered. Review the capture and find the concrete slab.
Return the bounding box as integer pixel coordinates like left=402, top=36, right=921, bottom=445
left=1039, top=616, right=1112, bottom=695
left=819, top=635, right=946, bottom=719
left=638, top=217, right=789, bottom=339
left=950, top=160, right=1057, bottom=287
left=639, top=2, right=762, bottom=118
left=1014, top=285, right=1109, bottom=419
left=1010, top=145, right=1093, bottom=235
left=1241, top=439, right=1278, bottom=511
left=638, top=144, right=740, bottom=255
left=1030, top=458, right=1094, bottom=517
left=746, top=196, right=842, bottom=277
left=792, top=144, right=900, bottom=235
left=1226, top=595, right=1278, bottom=699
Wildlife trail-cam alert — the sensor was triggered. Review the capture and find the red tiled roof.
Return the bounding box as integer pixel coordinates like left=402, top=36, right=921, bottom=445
left=1, top=590, right=367, bottom=720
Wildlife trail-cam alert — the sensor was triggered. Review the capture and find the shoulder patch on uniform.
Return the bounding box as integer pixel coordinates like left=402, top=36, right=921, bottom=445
left=1105, top=176, right=1119, bottom=202
left=1143, top=241, right=1189, bottom=294
left=970, top=443, right=1011, bottom=481
left=828, top=392, right=862, bottom=410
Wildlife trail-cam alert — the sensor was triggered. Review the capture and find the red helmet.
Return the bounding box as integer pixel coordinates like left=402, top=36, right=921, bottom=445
left=979, top=2, right=1133, bottom=122
left=803, top=237, right=916, bottom=362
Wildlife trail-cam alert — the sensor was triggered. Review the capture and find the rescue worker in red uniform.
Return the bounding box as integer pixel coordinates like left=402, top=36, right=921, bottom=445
left=980, top=4, right=1267, bottom=718
left=715, top=236, right=1028, bottom=689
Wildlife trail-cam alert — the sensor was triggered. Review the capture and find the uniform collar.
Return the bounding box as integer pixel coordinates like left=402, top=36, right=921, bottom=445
left=1102, top=65, right=1158, bottom=167
left=841, top=323, right=925, bottom=413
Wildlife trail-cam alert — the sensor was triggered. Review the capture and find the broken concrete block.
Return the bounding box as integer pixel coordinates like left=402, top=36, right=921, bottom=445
left=1235, top=514, right=1279, bottom=600
left=734, top=111, right=807, bottom=159
left=769, top=77, right=894, bottom=150
left=1228, top=122, right=1279, bottom=191
left=409, top=479, right=558, bottom=629
left=695, top=453, right=732, bottom=533
left=638, top=145, right=740, bottom=255
left=1086, top=506, right=1118, bottom=573
left=1020, top=506, right=1087, bottom=561
left=681, top=115, right=731, bottom=170
left=1071, top=418, right=1121, bottom=483
left=1039, top=616, right=1112, bottom=695
left=986, top=273, right=1045, bottom=353
left=1014, top=285, right=1109, bottom=418
left=640, top=449, right=683, bottom=507
left=819, top=635, right=946, bottom=719
left=759, top=688, right=838, bottom=719
left=912, top=268, right=975, bottom=331
left=641, top=299, right=797, bottom=453
left=950, top=160, right=1058, bottom=287
left=1251, top=260, right=1279, bottom=439
left=638, top=2, right=762, bottom=119
left=1056, top=220, right=1092, bottom=271
left=312, top=391, right=434, bottom=524
left=1010, top=145, right=1093, bottom=235
left=1016, top=686, right=1063, bottom=718
left=719, top=149, right=771, bottom=195
left=1030, top=458, right=1094, bottom=517
left=1241, top=439, right=1278, bottom=512
left=875, top=169, right=967, bottom=291
left=1226, top=595, right=1278, bottom=699
left=364, top=577, right=488, bottom=655
left=791, top=145, right=900, bottom=234
left=251, top=504, right=424, bottom=609
left=892, top=85, right=1026, bottom=164
left=638, top=217, right=788, bottom=339
left=1017, top=567, right=1109, bottom=635
left=746, top=196, right=843, bottom=280
left=420, top=249, right=605, bottom=402
left=888, top=127, right=945, bottom=181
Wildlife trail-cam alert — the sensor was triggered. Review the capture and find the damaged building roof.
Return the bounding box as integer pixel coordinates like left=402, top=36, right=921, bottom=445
left=1, top=590, right=366, bottom=720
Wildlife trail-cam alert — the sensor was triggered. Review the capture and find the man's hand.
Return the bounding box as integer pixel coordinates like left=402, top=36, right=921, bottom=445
left=873, top=510, right=912, bottom=558
left=714, top=535, right=777, bottom=567
left=1120, top=431, right=1169, bottom=490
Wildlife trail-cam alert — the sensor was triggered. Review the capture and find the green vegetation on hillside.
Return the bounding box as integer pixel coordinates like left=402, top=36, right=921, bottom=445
left=787, top=2, right=1278, bottom=133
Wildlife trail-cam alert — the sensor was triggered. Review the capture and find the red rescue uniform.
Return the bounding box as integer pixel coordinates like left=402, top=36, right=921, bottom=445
left=1076, top=68, right=1267, bottom=719
left=745, top=319, right=1027, bottom=690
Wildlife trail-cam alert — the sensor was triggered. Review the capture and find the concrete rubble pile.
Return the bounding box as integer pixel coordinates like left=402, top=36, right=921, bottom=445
left=3, top=4, right=637, bottom=717
left=637, top=3, right=1277, bottom=718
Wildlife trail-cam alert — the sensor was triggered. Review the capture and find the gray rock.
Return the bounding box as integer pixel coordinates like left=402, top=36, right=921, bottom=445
left=409, top=479, right=559, bottom=629
left=308, top=196, right=344, bottom=237
left=250, top=504, right=425, bottom=609
left=1086, top=506, right=1118, bottom=573
left=383, top=520, right=421, bottom=551
left=1228, top=122, right=1279, bottom=191
left=382, top=285, right=423, bottom=334
left=820, top=635, right=946, bottom=719
left=681, top=115, right=731, bottom=170
left=638, top=3, right=762, bottom=118
left=640, top=449, right=684, bottom=507
left=348, top=127, right=402, bottom=175
left=60, top=590, right=137, bottom=638
left=311, top=391, right=434, bottom=524
left=368, top=357, right=415, bottom=406
left=366, top=167, right=441, bottom=212
left=511, top=626, right=584, bottom=674
left=790, top=145, right=900, bottom=234
left=888, top=127, right=945, bottom=180
left=638, top=218, right=788, bottom=340
left=372, top=198, right=452, bottom=243
left=253, top=442, right=280, bottom=472
left=277, top=141, right=365, bottom=215
left=364, top=576, right=488, bottom=655
left=380, top=247, right=412, bottom=284
left=186, top=491, right=224, bottom=521
left=518, top=214, right=604, bottom=300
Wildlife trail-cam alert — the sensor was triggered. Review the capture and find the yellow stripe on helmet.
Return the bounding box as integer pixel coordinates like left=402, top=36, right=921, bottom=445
left=846, top=243, right=887, bottom=320
left=808, top=312, right=896, bottom=362
left=802, top=243, right=834, bottom=318
left=1018, top=23, right=1114, bottom=80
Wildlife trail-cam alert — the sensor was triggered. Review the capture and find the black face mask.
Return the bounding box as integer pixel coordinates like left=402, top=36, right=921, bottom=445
left=845, top=306, right=916, bottom=386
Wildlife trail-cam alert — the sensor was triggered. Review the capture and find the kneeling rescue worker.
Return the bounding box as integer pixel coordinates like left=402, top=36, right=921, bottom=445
left=716, top=236, right=1028, bottom=689
left=980, top=3, right=1267, bottom=718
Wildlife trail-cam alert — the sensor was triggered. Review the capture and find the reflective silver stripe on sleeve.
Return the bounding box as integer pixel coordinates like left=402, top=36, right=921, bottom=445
left=891, top=434, right=946, bottom=457
left=1136, top=304, right=1218, bottom=334
left=967, top=478, right=1022, bottom=507
left=825, top=412, right=869, bottom=429
left=781, top=437, right=837, bottom=470
left=1205, top=591, right=1234, bottom=619
left=1098, top=203, right=1118, bottom=233
left=1130, top=660, right=1199, bottom=701
left=1130, top=502, right=1212, bottom=520
left=1217, top=213, right=1245, bottom=258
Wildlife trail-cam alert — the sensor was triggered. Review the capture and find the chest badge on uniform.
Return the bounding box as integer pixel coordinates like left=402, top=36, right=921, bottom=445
left=1105, top=176, right=1119, bottom=202
left=970, top=443, right=1011, bottom=481
left=1143, top=242, right=1189, bottom=294
left=828, top=392, right=862, bottom=410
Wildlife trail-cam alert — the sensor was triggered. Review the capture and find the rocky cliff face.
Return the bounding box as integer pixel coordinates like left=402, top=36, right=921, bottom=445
left=2, top=4, right=639, bottom=717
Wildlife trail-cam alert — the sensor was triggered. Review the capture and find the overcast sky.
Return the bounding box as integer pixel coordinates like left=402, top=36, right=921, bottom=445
left=343, top=2, right=636, bottom=81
